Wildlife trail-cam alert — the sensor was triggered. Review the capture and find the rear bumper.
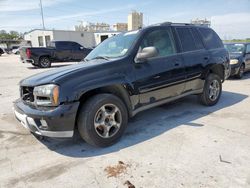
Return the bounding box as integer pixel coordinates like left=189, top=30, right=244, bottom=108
left=13, top=99, right=80, bottom=138
left=20, top=58, right=34, bottom=64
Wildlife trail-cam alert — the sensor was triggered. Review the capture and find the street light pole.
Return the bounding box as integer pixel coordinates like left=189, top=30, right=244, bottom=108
left=39, top=0, right=45, bottom=30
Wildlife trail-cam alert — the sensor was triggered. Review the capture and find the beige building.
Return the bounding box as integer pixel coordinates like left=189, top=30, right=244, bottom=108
left=75, top=22, right=111, bottom=32
left=128, top=11, right=143, bottom=31
left=191, top=18, right=211, bottom=27
left=113, top=23, right=128, bottom=32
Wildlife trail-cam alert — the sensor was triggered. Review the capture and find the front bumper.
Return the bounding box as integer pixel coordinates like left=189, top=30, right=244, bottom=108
left=13, top=99, right=80, bottom=138
left=230, top=64, right=241, bottom=76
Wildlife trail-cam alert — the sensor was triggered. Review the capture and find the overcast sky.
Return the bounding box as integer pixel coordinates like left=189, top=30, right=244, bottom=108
left=0, top=0, right=250, bottom=39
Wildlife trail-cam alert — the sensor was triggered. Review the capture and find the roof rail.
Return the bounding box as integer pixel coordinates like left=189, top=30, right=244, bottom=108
left=155, top=22, right=194, bottom=26
left=159, top=22, right=172, bottom=26
left=170, top=23, right=193, bottom=26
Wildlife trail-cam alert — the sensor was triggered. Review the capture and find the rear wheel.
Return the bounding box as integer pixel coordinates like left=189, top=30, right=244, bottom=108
left=77, top=94, right=128, bottom=147
left=235, top=64, right=245, bottom=79
left=199, top=73, right=222, bottom=106
left=38, top=56, right=51, bottom=68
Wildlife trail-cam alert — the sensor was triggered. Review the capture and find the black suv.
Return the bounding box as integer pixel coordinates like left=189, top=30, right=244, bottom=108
left=224, top=42, right=250, bottom=78
left=14, top=23, right=230, bottom=147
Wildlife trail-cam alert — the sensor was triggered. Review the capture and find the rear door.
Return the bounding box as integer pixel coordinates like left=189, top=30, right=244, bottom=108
left=175, top=26, right=209, bottom=92
left=133, top=26, right=186, bottom=105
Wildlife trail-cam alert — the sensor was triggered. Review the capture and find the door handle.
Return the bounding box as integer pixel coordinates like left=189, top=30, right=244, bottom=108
left=173, top=59, right=181, bottom=67
left=154, top=75, right=161, bottom=79
left=204, top=56, right=209, bottom=60
left=174, top=63, right=180, bottom=67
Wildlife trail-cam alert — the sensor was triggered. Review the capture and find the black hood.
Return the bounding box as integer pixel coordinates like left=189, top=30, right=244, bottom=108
left=20, top=60, right=108, bottom=87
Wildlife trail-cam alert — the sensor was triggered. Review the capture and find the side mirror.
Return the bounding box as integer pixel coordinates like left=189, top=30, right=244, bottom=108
left=135, top=47, right=158, bottom=63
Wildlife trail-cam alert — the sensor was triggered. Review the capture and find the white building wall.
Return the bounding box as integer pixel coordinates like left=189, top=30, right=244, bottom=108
left=24, top=30, right=53, bottom=47
left=52, top=30, right=96, bottom=48
left=24, top=30, right=120, bottom=48
left=94, top=32, right=120, bottom=45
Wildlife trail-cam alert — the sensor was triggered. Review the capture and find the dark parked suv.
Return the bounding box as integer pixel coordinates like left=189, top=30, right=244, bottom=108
left=224, top=42, right=250, bottom=78
left=14, top=23, right=230, bottom=147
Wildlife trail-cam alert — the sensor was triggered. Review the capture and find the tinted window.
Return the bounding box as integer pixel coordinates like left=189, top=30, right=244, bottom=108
left=140, top=28, right=176, bottom=57
left=191, top=28, right=204, bottom=49
left=71, top=42, right=81, bottom=50
left=198, top=28, right=223, bottom=49
left=176, top=28, right=196, bottom=52
left=56, top=42, right=71, bottom=50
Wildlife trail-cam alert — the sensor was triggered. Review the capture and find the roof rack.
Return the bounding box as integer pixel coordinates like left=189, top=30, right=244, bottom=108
left=159, top=22, right=194, bottom=26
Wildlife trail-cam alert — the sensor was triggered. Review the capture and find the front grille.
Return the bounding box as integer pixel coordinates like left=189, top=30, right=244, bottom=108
left=21, top=86, right=34, bottom=103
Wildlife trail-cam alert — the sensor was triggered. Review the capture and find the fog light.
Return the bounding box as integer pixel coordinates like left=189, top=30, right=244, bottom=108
left=27, top=117, right=36, bottom=126
left=40, top=119, right=48, bottom=129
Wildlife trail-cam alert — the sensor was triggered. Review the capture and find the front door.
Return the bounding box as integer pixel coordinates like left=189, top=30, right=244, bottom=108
left=133, top=27, right=186, bottom=106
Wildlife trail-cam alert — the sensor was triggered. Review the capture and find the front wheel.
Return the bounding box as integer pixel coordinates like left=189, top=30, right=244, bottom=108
left=38, top=57, right=51, bottom=68
left=77, top=94, right=128, bottom=147
left=199, top=73, right=222, bottom=106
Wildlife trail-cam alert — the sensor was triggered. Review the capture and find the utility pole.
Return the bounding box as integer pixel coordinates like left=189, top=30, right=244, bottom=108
left=39, top=0, right=45, bottom=30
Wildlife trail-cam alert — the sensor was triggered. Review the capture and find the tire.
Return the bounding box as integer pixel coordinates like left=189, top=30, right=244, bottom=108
left=38, top=56, right=51, bottom=68
left=199, top=73, right=222, bottom=106
left=235, top=64, right=245, bottom=79
left=77, top=94, right=128, bottom=147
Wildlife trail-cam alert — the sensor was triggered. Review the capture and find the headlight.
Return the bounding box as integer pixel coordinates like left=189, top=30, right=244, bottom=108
left=230, top=59, right=239, bottom=65
left=33, top=84, right=59, bottom=106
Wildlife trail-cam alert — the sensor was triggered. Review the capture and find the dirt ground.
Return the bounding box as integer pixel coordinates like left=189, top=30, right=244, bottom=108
left=0, top=54, right=250, bottom=188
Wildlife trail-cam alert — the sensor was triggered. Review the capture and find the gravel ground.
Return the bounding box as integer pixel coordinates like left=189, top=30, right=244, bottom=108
left=0, top=54, right=250, bottom=188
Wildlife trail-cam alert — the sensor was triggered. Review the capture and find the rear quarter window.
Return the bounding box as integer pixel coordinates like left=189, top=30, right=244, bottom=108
left=198, top=28, right=223, bottom=49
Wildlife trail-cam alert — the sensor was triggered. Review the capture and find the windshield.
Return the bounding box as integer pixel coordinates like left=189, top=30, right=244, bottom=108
left=224, top=43, right=245, bottom=53
left=85, top=30, right=139, bottom=61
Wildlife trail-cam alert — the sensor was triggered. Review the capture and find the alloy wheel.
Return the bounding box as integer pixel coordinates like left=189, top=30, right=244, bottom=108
left=94, top=104, right=122, bottom=138
left=208, top=80, right=220, bottom=101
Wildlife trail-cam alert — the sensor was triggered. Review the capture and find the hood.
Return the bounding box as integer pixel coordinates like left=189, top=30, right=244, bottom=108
left=20, top=60, right=108, bottom=86
left=229, top=52, right=243, bottom=60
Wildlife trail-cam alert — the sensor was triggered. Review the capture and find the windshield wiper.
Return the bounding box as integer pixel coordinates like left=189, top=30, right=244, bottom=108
left=90, top=56, right=110, bottom=61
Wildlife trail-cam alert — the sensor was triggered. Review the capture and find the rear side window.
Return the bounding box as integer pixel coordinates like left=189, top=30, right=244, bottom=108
left=198, top=28, right=223, bottom=49
left=191, top=28, right=204, bottom=49
left=56, top=42, right=71, bottom=50
left=71, top=42, right=81, bottom=50
left=176, top=28, right=196, bottom=52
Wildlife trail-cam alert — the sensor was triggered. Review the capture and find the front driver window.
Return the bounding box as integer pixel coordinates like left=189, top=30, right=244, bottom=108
left=140, top=28, right=176, bottom=57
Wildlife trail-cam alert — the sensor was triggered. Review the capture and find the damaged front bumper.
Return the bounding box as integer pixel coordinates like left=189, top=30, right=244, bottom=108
left=13, top=99, right=80, bottom=138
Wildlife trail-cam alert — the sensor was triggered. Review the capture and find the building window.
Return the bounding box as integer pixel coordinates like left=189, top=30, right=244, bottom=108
left=45, top=35, right=51, bottom=47
left=38, top=36, right=44, bottom=47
